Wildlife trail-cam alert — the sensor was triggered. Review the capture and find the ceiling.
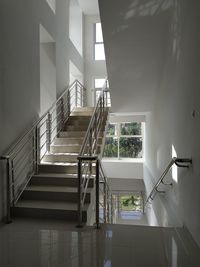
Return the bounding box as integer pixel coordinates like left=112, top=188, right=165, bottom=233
left=78, top=0, right=99, bottom=15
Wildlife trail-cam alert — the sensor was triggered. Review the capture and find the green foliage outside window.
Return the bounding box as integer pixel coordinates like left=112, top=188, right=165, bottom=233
left=120, top=195, right=142, bottom=211
left=103, top=137, right=118, bottom=157
left=103, top=122, right=143, bottom=158
left=121, top=122, right=141, bottom=135
left=119, top=137, right=142, bottom=158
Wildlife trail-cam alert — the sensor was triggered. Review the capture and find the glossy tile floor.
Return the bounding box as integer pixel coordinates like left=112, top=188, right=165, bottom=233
left=0, top=218, right=199, bottom=267
left=114, top=210, right=148, bottom=226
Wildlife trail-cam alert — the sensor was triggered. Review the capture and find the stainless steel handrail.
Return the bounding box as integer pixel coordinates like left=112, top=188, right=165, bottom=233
left=77, top=79, right=111, bottom=227
left=145, top=157, right=192, bottom=205
left=1, top=80, right=86, bottom=223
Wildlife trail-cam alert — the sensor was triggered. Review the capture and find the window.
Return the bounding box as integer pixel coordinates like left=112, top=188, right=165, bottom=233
left=119, top=193, right=143, bottom=212
left=94, top=23, right=105, bottom=60
left=94, top=78, right=111, bottom=106
left=103, top=122, right=143, bottom=159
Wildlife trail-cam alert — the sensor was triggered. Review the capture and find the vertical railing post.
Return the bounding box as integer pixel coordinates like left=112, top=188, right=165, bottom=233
left=46, top=112, right=52, bottom=153
left=103, top=181, right=107, bottom=223
left=34, top=126, right=39, bottom=174
left=77, top=158, right=82, bottom=227
left=80, top=85, right=83, bottom=107
left=60, top=97, right=65, bottom=130
left=67, top=90, right=71, bottom=117
left=5, top=158, right=12, bottom=223
left=89, top=129, right=93, bottom=175
left=96, top=159, right=100, bottom=228
left=94, top=112, right=97, bottom=152
left=106, top=191, right=111, bottom=223
left=75, top=81, right=78, bottom=107
left=84, top=88, right=87, bottom=107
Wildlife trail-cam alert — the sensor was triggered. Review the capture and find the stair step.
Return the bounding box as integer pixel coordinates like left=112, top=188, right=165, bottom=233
left=21, top=185, right=91, bottom=202
left=12, top=200, right=88, bottom=221
left=59, top=131, right=104, bottom=138
left=66, top=120, right=90, bottom=126
left=53, top=138, right=84, bottom=145
left=30, top=173, right=94, bottom=187
left=68, top=116, right=91, bottom=121
left=38, top=164, right=96, bottom=174
left=59, top=131, right=86, bottom=138
left=50, top=145, right=81, bottom=153
left=42, top=153, right=78, bottom=163
left=64, top=125, right=89, bottom=131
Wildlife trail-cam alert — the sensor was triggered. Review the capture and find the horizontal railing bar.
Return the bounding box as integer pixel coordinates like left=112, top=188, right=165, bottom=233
left=1, top=80, right=79, bottom=159
left=146, top=157, right=192, bottom=204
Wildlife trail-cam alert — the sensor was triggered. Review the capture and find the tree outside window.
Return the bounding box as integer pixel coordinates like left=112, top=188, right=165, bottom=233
left=103, top=122, right=143, bottom=159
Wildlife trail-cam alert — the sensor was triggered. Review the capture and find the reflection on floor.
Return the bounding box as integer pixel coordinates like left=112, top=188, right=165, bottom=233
left=114, top=210, right=148, bottom=226
left=0, top=218, right=200, bottom=267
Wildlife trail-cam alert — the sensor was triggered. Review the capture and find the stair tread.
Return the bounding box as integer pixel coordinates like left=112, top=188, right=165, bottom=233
left=15, top=199, right=88, bottom=211
left=25, top=185, right=91, bottom=193
left=33, top=173, right=78, bottom=178
left=40, top=162, right=78, bottom=166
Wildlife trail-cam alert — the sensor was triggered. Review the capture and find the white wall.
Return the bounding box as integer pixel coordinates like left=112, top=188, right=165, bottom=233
left=99, top=0, right=172, bottom=113
left=40, top=40, right=56, bottom=115
left=84, top=15, right=107, bottom=106
left=0, top=0, right=84, bottom=221
left=69, top=0, right=83, bottom=56
left=102, top=160, right=143, bottom=180
left=144, top=0, right=200, bottom=246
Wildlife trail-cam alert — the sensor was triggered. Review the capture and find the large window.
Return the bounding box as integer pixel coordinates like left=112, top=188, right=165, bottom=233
left=94, top=23, right=105, bottom=60
left=103, top=122, right=143, bottom=159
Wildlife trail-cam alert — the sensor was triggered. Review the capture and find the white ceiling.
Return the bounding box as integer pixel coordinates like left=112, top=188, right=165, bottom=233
left=78, top=0, right=99, bottom=15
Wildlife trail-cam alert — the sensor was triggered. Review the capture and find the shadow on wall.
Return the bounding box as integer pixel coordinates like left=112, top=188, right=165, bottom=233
left=111, top=0, right=173, bottom=35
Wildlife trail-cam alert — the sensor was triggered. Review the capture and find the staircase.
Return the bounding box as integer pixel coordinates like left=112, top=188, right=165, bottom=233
left=11, top=107, right=106, bottom=223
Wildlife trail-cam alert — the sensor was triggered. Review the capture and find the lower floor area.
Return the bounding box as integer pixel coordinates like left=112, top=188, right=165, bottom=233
left=0, top=218, right=199, bottom=267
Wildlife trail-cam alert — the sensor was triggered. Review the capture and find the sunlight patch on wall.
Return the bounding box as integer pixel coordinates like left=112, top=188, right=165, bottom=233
left=172, top=145, right=178, bottom=183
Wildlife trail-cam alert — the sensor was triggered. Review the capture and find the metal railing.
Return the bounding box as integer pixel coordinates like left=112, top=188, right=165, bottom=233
left=77, top=80, right=111, bottom=228
left=1, top=80, right=86, bottom=223
left=145, top=157, right=192, bottom=205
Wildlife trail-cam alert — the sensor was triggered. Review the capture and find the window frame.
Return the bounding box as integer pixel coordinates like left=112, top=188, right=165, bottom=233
left=103, top=122, right=144, bottom=160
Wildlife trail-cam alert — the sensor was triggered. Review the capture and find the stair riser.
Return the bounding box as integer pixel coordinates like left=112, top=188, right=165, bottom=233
left=59, top=131, right=86, bottom=138
left=66, top=121, right=90, bottom=126
left=53, top=138, right=84, bottom=145
left=68, top=116, right=91, bottom=121
left=21, top=191, right=91, bottom=203
left=71, top=112, right=93, bottom=116
left=11, top=207, right=87, bottom=222
left=43, top=155, right=78, bottom=163
left=53, top=138, right=102, bottom=145
left=30, top=177, right=94, bottom=187
left=38, top=164, right=96, bottom=174
left=50, top=146, right=81, bottom=153
left=65, top=125, right=89, bottom=131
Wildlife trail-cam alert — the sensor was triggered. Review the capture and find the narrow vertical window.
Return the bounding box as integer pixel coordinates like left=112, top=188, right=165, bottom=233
left=94, top=23, right=105, bottom=60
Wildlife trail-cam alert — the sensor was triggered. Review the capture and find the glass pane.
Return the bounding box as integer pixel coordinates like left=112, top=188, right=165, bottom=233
left=120, top=122, right=142, bottom=135
left=119, top=137, right=142, bottom=158
left=106, top=123, right=117, bottom=136
left=95, top=78, right=106, bottom=89
left=103, top=137, right=118, bottom=158
left=95, top=44, right=105, bottom=60
left=95, top=23, right=103, bottom=42
left=119, top=194, right=143, bottom=211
